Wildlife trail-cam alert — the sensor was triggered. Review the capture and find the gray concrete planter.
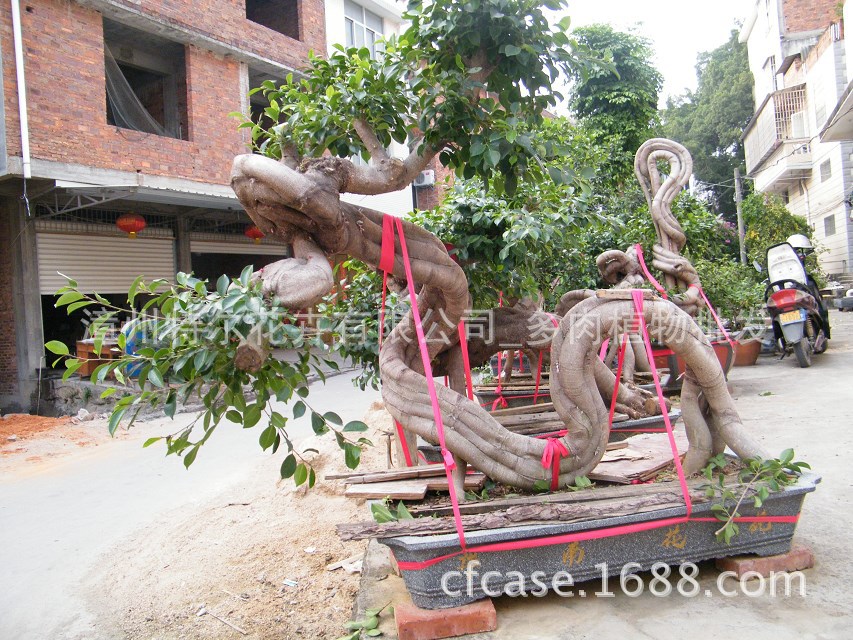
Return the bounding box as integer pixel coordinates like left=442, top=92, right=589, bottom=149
left=381, top=472, right=819, bottom=609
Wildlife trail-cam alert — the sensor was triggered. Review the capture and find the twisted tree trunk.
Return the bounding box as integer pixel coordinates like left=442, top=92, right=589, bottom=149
left=230, top=140, right=766, bottom=492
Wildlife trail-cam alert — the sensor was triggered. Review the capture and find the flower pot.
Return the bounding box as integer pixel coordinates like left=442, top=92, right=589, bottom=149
left=381, top=473, right=819, bottom=609
left=733, top=339, right=762, bottom=366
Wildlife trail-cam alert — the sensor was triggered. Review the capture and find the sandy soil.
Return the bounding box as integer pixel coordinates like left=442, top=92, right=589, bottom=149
left=80, top=402, right=395, bottom=640
left=0, top=413, right=112, bottom=464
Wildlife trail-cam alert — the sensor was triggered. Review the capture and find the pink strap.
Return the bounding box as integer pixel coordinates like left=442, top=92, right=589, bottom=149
left=607, top=334, right=629, bottom=430
left=458, top=321, right=475, bottom=401
left=394, top=217, right=467, bottom=549
left=395, top=514, right=800, bottom=571
left=635, top=244, right=668, bottom=299
left=396, top=286, right=793, bottom=572
left=533, top=314, right=560, bottom=404
left=690, top=284, right=736, bottom=350
left=379, top=215, right=396, bottom=272
left=379, top=271, right=388, bottom=345
left=394, top=419, right=414, bottom=467
left=598, top=338, right=610, bottom=361
left=533, top=351, right=544, bottom=405
left=541, top=438, right=569, bottom=490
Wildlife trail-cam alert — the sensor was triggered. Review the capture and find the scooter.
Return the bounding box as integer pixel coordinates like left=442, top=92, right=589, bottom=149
left=764, top=242, right=829, bottom=367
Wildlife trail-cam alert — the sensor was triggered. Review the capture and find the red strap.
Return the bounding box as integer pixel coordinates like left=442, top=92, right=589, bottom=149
left=598, top=338, right=610, bottom=361
left=379, top=214, right=396, bottom=273
left=635, top=244, right=668, bottom=299
left=541, top=438, right=569, bottom=490
left=394, top=217, right=467, bottom=549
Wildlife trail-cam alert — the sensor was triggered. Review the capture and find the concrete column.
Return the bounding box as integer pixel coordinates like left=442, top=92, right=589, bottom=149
left=175, top=215, right=192, bottom=274
left=3, top=195, right=44, bottom=412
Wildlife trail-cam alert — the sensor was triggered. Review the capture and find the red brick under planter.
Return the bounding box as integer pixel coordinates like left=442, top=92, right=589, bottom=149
left=715, top=542, right=815, bottom=578
left=395, top=599, right=497, bottom=640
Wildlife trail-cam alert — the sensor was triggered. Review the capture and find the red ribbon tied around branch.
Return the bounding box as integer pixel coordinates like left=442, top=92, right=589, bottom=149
left=541, top=438, right=569, bottom=491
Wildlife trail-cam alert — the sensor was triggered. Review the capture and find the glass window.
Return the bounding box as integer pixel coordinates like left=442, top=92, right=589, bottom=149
left=344, top=0, right=384, bottom=57
left=824, top=214, right=836, bottom=236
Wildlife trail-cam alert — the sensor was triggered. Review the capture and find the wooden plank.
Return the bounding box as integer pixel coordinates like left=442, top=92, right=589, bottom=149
left=338, top=489, right=709, bottom=540
left=343, top=474, right=486, bottom=499
left=344, top=481, right=428, bottom=500
left=328, top=466, right=447, bottom=483
left=488, top=402, right=554, bottom=417
left=596, top=289, right=656, bottom=300
left=588, top=431, right=689, bottom=484
left=495, top=411, right=560, bottom=427
left=407, top=471, right=716, bottom=519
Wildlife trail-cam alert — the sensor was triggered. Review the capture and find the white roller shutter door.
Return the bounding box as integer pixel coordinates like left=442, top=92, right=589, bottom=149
left=190, top=239, right=289, bottom=256
left=37, top=233, right=175, bottom=294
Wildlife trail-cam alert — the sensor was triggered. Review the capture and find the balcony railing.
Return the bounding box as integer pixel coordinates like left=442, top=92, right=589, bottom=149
left=744, top=84, right=809, bottom=176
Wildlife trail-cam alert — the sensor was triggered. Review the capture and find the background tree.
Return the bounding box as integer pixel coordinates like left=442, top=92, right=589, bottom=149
left=662, top=30, right=754, bottom=215
left=568, top=24, right=663, bottom=184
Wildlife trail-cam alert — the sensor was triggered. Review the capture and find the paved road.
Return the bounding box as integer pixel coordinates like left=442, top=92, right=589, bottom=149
left=0, top=371, right=380, bottom=640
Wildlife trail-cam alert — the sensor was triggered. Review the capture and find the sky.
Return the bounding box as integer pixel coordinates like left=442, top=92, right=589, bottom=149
left=566, top=0, right=750, bottom=105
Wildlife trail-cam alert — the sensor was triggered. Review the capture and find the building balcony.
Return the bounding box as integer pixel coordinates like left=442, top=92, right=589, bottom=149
left=751, top=141, right=812, bottom=193
left=743, top=85, right=811, bottom=190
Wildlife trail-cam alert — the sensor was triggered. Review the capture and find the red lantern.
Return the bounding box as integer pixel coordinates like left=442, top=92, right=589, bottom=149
left=116, top=212, right=146, bottom=238
left=244, top=224, right=264, bottom=244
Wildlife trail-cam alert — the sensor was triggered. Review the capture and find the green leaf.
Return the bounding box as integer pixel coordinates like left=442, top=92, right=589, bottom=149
left=396, top=501, right=413, bottom=520
left=280, top=454, right=297, bottom=478
left=107, top=408, right=126, bottom=436
left=344, top=443, right=361, bottom=469
left=370, top=502, right=397, bottom=523
left=259, top=425, right=277, bottom=450
left=342, top=420, right=368, bottom=433
left=66, top=300, right=95, bottom=313
left=142, top=437, right=162, bottom=448
left=366, top=629, right=382, bottom=637
left=183, top=445, right=199, bottom=469
left=504, top=44, right=521, bottom=56
left=779, top=448, right=794, bottom=464
left=55, top=291, right=84, bottom=308
left=294, top=463, right=308, bottom=486
left=311, top=412, right=328, bottom=435
left=45, top=340, right=69, bottom=356
left=226, top=410, right=242, bottom=423
left=239, top=264, right=254, bottom=286
left=293, top=400, right=306, bottom=419
left=323, top=411, right=343, bottom=426
left=100, top=387, right=117, bottom=399
left=147, top=367, right=165, bottom=388
left=243, top=404, right=263, bottom=428
left=61, top=359, right=83, bottom=381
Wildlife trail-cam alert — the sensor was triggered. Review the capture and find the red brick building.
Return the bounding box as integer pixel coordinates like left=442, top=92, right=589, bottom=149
left=0, top=0, right=425, bottom=412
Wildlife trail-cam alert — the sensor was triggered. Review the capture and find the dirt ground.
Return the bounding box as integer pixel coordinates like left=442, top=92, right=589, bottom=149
left=75, top=402, right=395, bottom=640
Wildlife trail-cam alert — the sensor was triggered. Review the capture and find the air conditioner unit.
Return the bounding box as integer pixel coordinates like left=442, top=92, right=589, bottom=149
left=413, top=170, right=435, bottom=187
left=790, top=111, right=807, bottom=138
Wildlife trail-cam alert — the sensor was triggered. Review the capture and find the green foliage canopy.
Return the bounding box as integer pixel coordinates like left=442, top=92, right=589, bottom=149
left=568, top=24, right=663, bottom=182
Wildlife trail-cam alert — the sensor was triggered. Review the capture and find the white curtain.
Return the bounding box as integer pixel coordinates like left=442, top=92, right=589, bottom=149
left=104, top=45, right=173, bottom=137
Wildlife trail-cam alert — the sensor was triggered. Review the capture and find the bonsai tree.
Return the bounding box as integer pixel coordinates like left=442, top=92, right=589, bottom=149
left=229, top=0, right=766, bottom=489
left=51, top=0, right=769, bottom=491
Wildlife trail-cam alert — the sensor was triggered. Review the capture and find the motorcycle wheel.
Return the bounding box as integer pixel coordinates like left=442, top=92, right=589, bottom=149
left=793, top=339, right=813, bottom=368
